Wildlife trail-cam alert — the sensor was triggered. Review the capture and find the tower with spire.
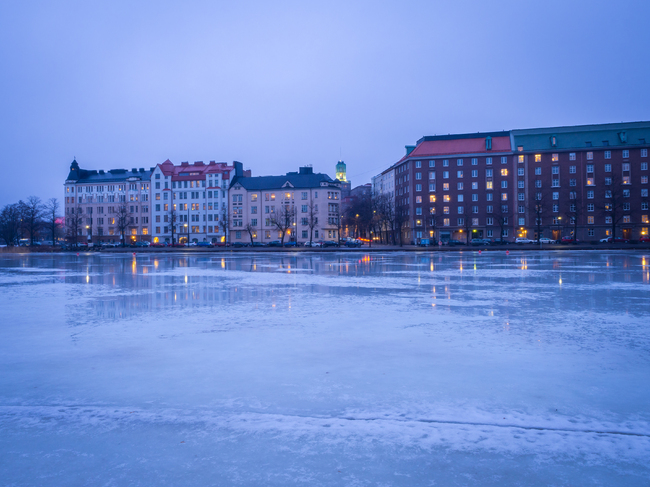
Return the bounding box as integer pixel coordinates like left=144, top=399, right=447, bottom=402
left=335, top=160, right=351, bottom=199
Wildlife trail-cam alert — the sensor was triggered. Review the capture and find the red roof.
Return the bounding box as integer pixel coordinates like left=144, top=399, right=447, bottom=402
left=157, top=160, right=233, bottom=181
left=400, top=136, right=511, bottom=162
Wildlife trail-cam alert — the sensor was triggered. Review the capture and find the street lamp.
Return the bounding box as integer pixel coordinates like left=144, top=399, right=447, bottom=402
left=184, top=223, right=188, bottom=246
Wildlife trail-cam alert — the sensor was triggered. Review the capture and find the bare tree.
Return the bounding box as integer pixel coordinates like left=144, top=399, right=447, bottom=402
left=219, top=205, right=230, bottom=244
left=244, top=222, right=256, bottom=244
left=167, top=204, right=178, bottom=244
left=528, top=188, right=552, bottom=242
left=0, top=204, right=22, bottom=246
left=66, top=206, right=83, bottom=246
left=599, top=172, right=628, bottom=241
left=116, top=203, right=129, bottom=247
left=394, top=205, right=408, bottom=247
left=270, top=204, right=296, bottom=245
left=462, top=208, right=472, bottom=244
left=563, top=185, right=583, bottom=242
left=20, top=196, right=44, bottom=245
left=495, top=202, right=512, bottom=242
left=307, top=199, right=319, bottom=245
left=44, top=198, right=60, bottom=245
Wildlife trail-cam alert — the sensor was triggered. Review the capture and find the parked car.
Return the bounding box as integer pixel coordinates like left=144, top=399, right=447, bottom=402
left=470, top=239, right=491, bottom=246
left=251, top=242, right=266, bottom=247
left=232, top=242, right=247, bottom=247
left=600, top=237, right=630, bottom=243
left=283, top=241, right=298, bottom=247
left=172, top=242, right=186, bottom=247
left=446, top=239, right=464, bottom=246
left=322, top=240, right=338, bottom=247
left=151, top=242, right=166, bottom=247
left=305, top=241, right=322, bottom=247
left=515, top=237, right=535, bottom=244
left=640, top=236, right=650, bottom=243
left=196, top=242, right=213, bottom=247
left=560, top=236, right=579, bottom=244
left=267, top=240, right=282, bottom=247
left=538, top=237, right=556, bottom=244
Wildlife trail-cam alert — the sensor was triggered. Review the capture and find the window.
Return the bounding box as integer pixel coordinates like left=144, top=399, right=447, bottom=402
left=586, top=152, right=593, bottom=160
left=458, top=195, right=464, bottom=202
left=501, top=157, right=507, bottom=164
left=429, top=160, right=435, bottom=167
left=472, top=194, right=478, bottom=202
left=416, top=196, right=422, bottom=203
left=517, top=193, right=525, bottom=201
left=443, top=171, right=449, bottom=179
left=486, top=205, right=493, bottom=213
left=501, top=180, right=507, bottom=188
left=552, top=204, right=559, bottom=213
left=622, top=162, right=630, bottom=172
left=444, top=195, right=451, bottom=202
left=588, top=204, right=594, bottom=212
left=623, top=150, right=629, bottom=158
left=486, top=169, right=493, bottom=177
left=517, top=181, right=524, bottom=189
left=642, top=149, right=648, bottom=157
left=486, top=193, right=493, bottom=201
left=457, top=159, right=463, bottom=166
left=472, top=182, right=478, bottom=190
left=552, top=179, right=560, bottom=188
left=429, top=183, right=436, bottom=192
left=443, top=183, right=449, bottom=191
left=457, top=218, right=464, bottom=226
left=486, top=157, right=492, bottom=165
left=471, top=158, right=478, bottom=165
left=623, top=216, right=631, bottom=223
left=429, top=195, right=436, bottom=202
left=553, top=192, right=559, bottom=200
left=443, top=159, right=449, bottom=167
left=429, top=171, right=435, bottom=180
left=416, top=184, right=422, bottom=191
left=517, top=168, right=524, bottom=177
left=535, top=167, right=541, bottom=175
left=458, top=207, right=464, bottom=214
left=535, top=180, right=542, bottom=188
left=623, top=189, right=630, bottom=198
left=501, top=169, right=508, bottom=177
left=415, top=161, right=421, bottom=168
left=501, top=193, right=508, bottom=201
left=643, top=189, right=649, bottom=197
left=416, top=207, right=422, bottom=215
left=457, top=170, right=463, bottom=178
left=643, top=215, right=649, bottom=224
left=457, top=182, right=464, bottom=190
left=535, top=154, right=542, bottom=162
left=518, top=155, right=524, bottom=163
left=416, top=172, right=422, bottom=180
left=644, top=203, right=649, bottom=210
left=569, top=153, right=576, bottom=161
left=443, top=218, right=450, bottom=226
left=443, top=207, right=449, bottom=214
left=603, top=150, right=611, bottom=160
left=552, top=154, right=559, bottom=162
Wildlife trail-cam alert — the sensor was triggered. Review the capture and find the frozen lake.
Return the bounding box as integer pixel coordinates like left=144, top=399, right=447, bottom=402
left=1, top=251, right=649, bottom=486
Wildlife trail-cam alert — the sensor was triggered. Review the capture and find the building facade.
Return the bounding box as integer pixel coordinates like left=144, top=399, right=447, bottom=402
left=391, top=122, right=650, bottom=243
left=228, top=165, right=341, bottom=244
left=64, top=160, right=152, bottom=244
left=394, top=132, right=514, bottom=243
left=150, top=160, right=235, bottom=244
left=510, top=123, right=650, bottom=241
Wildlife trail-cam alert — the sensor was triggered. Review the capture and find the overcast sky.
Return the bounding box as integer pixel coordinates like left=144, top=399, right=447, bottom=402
left=1, top=0, right=649, bottom=206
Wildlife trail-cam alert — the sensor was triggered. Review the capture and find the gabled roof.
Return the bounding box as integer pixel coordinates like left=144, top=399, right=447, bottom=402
left=155, top=160, right=233, bottom=180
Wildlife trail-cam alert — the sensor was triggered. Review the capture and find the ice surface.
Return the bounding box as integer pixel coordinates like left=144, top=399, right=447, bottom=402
left=1, top=251, right=649, bottom=486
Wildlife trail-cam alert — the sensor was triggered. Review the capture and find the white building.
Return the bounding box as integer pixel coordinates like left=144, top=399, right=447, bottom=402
left=150, top=160, right=235, bottom=244
left=371, top=166, right=395, bottom=199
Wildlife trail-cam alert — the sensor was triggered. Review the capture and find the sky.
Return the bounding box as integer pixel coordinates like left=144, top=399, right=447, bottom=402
left=1, top=0, right=650, bottom=207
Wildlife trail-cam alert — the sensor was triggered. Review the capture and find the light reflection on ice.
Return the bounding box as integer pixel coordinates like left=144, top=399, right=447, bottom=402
left=0, top=251, right=649, bottom=485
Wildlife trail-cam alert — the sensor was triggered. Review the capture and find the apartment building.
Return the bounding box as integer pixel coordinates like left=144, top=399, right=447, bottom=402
left=510, top=122, right=650, bottom=241
left=64, top=159, right=152, bottom=244
left=394, top=132, right=514, bottom=243
left=150, top=159, right=236, bottom=244
left=228, top=165, right=341, bottom=244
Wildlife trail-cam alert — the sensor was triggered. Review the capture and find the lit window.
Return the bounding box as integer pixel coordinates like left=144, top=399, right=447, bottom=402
left=642, top=215, right=649, bottom=224
left=552, top=154, right=559, bottom=162
left=518, top=155, right=524, bottom=163
left=443, top=207, right=449, bottom=214
left=587, top=152, right=593, bottom=160
left=443, top=183, right=449, bottom=191
left=501, top=169, right=508, bottom=176
left=501, top=193, right=508, bottom=201
left=535, top=154, right=541, bottom=162
left=429, top=195, right=436, bottom=203
left=587, top=216, right=594, bottom=224
left=444, top=195, right=451, bottom=202
left=486, top=181, right=493, bottom=190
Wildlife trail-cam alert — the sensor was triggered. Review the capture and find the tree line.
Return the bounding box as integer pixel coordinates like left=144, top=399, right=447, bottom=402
left=0, top=197, right=61, bottom=246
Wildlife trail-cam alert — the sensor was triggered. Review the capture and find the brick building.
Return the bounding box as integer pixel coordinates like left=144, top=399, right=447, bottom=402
left=392, top=122, right=650, bottom=243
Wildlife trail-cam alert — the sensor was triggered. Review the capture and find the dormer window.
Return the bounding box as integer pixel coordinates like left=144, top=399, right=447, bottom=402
left=485, top=136, right=492, bottom=150
left=550, top=135, right=557, bottom=147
